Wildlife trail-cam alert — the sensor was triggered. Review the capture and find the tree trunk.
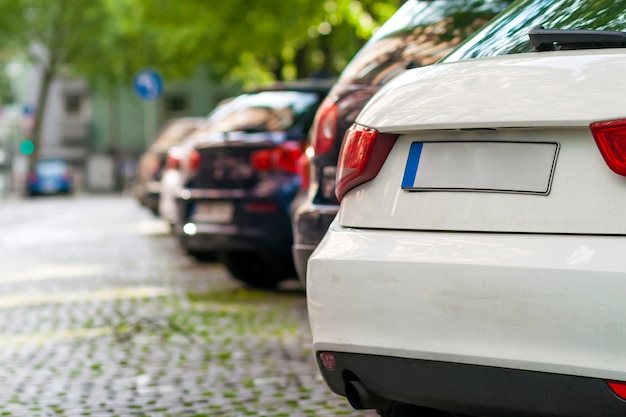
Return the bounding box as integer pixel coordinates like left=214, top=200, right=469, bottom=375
left=108, top=89, right=122, bottom=191
left=28, top=65, right=55, bottom=171
left=319, top=35, right=335, bottom=77
left=269, top=55, right=285, bottom=81
left=295, top=45, right=309, bottom=79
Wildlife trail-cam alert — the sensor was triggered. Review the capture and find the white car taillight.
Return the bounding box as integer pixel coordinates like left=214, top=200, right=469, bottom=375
left=590, top=119, right=626, bottom=176
left=335, top=124, right=398, bottom=201
left=609, top=381, right=626, bottom=400
left=165, top=146, right=183, bottom=170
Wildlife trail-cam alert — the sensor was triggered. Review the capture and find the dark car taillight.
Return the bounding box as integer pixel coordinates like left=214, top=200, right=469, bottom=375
left=310, top=97, right=338, bottom=156
left=297, top=147, right=313, bottom=190
left=251, top=141, right=303, bottom=174
left=335, top=124, right=398, bottom=201
left=590, top=119, right=626, bottom=176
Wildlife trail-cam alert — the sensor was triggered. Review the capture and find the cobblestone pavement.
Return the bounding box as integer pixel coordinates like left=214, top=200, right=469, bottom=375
left=0, top=194, right=376, bottom=417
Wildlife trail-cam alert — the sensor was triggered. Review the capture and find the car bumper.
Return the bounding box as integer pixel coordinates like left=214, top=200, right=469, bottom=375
left=315, top=351, right=626, bottom=417
left=291, top=202, right=338, bottom=284
left=28, top=181, right=72, bottom=195
left=178, top=197, right=294, bottom=253
left=180, top=222, right=289, bottom=252
left=308, top=220, right=626, bottom=414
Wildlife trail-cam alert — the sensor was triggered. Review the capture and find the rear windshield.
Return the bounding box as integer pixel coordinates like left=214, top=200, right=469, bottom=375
left=36, top=160, right=68, bottom=175
left=443, top=0, right=626, bottom=62
left=338, top=0, right=511, bottom=86
left=152, top=119, right=200, bottom=151
left=200, top=91, right=320, bottom=133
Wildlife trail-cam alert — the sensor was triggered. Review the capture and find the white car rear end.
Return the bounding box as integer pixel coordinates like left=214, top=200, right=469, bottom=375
left=307, top=4, right=626, bottom=416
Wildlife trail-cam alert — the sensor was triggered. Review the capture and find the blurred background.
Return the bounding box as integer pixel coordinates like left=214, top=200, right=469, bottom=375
left=0, top=0, right=405, bottom=196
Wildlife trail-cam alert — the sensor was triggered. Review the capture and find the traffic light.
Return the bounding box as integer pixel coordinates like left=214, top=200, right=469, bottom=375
left=20, top=140, right=34, bottom=156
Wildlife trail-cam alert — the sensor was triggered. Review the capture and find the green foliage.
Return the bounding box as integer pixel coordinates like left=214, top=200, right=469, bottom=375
left=0, top=0, right=403, bottom=88
left=0, top=0, right=109, bottom=70
left=107, top=0, right=403, bottom=85
left=0, top=67, right=13, bottom=103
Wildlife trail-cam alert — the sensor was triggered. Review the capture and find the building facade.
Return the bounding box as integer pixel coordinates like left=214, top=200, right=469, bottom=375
left=3, top=61, right=238, bottom=193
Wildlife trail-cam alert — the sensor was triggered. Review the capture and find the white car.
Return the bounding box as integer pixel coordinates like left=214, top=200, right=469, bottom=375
left=158, top=98, right=234, bottom=231
left=158, top=145, right=186, bottom=226
left=307, top=1, right=626, bottom=416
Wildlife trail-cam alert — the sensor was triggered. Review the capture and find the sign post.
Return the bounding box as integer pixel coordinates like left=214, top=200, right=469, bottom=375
left=132, top=69, right=164, bottom=147
left=132, top=69, right=164, bottom=101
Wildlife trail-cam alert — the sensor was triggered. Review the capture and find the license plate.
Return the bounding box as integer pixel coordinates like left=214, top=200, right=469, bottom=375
left=192, top=202, right=234, bottom=224
left=41, top=180, right=59, bottom=193
left=402, top=141, right=559, bottom=194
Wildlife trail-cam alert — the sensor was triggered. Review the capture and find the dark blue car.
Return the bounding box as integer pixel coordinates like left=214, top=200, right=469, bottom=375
left=176, top=81, right=331, bottom=288
left=26, top=159, right=73, bottom=196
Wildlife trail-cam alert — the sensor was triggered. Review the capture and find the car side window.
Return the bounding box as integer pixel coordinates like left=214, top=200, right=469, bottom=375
left=338, top=0, right=511, bottom=86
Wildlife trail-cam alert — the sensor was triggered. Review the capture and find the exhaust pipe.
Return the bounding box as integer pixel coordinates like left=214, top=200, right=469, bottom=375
left=345, top=380, right=396, bottom=410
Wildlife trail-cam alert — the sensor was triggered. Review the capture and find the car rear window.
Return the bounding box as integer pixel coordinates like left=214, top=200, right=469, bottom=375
left=36, top=160, right=68, bottom=175
left=151, top=119, right=200, bottom=151
left=337, top=0, right=511, bottom=86
left=442, top=0, right=626, bottom=62
left=200, top=91, right=320, bottom=133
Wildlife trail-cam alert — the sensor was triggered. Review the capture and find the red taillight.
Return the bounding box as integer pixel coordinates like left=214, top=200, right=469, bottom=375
left=319, top=352, right=336, bottom=370
left=590, top=119, right=626, bottom=176
left=166, top=147, right=182, bottom=170
left=297, top=147, right=313, bottom=190
left=245, top=202, right=279, bottom=212
left=275, top=141, right=301, bottom=174
left=188, top=149, right=201, bottom=172
left=250, top=141, right=303, bottom=174
left=608, top=381, right=626, bottom=399
left=27, top=173, right=37, bottom=184
left=311, top=97, right=338, bottom=156
left=251, top=149, right=272, bottom=171
left=335, top=124, right=399, bottom=201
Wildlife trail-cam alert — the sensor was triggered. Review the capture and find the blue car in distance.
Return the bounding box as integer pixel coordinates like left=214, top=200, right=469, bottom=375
left=26, top=159, right=73, bottom=196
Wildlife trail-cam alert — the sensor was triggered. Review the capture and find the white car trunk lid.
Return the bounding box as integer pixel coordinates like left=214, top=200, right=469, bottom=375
left=358, top=50, right=626, bottom=131
left=339, top=51, right=626, bottom=234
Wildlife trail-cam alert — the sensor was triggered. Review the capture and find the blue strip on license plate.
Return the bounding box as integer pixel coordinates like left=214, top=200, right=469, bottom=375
left=401, top=142, right=423, bottom=189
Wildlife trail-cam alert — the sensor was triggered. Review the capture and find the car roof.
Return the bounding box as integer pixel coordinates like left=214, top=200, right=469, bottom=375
left=250, top=79, right=335, bottom=95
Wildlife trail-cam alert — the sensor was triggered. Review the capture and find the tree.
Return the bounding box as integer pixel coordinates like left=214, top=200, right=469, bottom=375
left=117, top=0, right=401, bottom=85
left=0, top=0, right=113, bottom=168
left=0, top=0, right=403, bottom=168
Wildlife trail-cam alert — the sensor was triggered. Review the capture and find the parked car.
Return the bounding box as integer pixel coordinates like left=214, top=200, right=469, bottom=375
left=307, top=1, right=626, bottom=416
left=135, top=117, right=203, bottom=215
left=176, top=81, right=331, bottom=288
left=291, top=0, right=511, bottom=284
left=26, top=159, right=73, bottom=196
left=158, top=99, right=236, bottom=228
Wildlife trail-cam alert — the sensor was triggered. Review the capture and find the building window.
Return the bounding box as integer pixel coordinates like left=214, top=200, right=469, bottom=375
left=65, top=94, right=83, bottom=115
left=166, top=93, right=188, bottom=113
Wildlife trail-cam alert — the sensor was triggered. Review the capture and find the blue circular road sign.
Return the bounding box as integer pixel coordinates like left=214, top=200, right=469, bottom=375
left=132, top=69, right=164, bottom=101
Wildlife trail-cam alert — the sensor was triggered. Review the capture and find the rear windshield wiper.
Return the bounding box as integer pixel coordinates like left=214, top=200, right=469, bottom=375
left=528, top=26, right=626, bottom=51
